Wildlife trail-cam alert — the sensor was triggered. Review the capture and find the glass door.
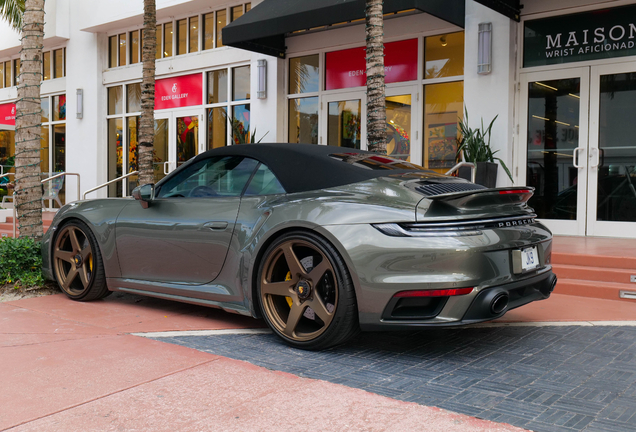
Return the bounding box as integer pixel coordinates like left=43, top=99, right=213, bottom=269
left=174, top=111, right=202, bottom=168
left=321, top=92, right=365, bottom=149
left=154, top=112, right=170, bottom=183
left=588, top=62, right=636, bottom=238
left=519, top=68, right=590, bottom=236
left=386, top=86, right=417, bottom=162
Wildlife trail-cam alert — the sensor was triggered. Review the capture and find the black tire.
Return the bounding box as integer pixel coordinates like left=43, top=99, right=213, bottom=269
left=257, top=230, right=359, bottom=350
left=52, top=220, right=110, bottom=301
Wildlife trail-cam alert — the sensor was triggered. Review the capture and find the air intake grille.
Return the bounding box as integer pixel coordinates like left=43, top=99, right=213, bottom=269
left=415, top=182, right=486, bottom=197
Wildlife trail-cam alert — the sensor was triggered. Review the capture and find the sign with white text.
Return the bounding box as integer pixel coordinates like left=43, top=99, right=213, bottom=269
left=155, top=73, right=203, bottom=110
left=524, top=5, right=636, bottom=67
left=0, top=103, right=16, bottom=126
left=325, top=39, right=418, bottom=90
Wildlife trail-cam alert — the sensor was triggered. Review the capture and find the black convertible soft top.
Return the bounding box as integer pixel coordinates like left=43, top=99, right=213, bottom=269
left=188, top=143, right=441, bottom=194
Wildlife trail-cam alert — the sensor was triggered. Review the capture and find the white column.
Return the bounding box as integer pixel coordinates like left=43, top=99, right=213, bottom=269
left=63, top=14, right=107, bottom=200
left=463, top=0, right=518, bottom=186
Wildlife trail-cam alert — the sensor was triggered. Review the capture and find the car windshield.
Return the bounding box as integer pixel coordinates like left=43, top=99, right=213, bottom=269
left=329, top=153, right=429, bottom=171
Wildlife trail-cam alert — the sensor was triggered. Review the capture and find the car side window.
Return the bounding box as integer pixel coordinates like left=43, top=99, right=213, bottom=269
left=244, top=163, right=286, bottom=196
left=156, top=156, right=259, bottom=198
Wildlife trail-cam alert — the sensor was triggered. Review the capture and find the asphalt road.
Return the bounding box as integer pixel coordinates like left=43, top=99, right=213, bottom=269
left=157, top=324, right=636, bottom=432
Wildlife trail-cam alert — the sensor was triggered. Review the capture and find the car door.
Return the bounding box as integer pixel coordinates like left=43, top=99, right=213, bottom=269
left=115, top=155, right=259, bottom=284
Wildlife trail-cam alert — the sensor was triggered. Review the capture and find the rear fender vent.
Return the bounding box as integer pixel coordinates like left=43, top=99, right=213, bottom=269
left=415, top=182, right=486, bottom=197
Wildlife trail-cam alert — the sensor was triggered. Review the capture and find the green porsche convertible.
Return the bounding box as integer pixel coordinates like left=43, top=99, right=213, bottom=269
left=42, top=143, right=556, bottom=349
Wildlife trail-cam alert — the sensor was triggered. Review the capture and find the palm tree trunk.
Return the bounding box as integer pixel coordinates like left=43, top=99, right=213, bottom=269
left=365, top=0, right=386, bottom=154
left=14, top=0, right=44, bottom=240
left=138, top=0, right=156, bottom=186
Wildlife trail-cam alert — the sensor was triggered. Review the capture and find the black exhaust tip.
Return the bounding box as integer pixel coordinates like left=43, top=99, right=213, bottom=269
left=539, top=274, right=558, bottom=298
left=490, top=293, right=509, bottom=314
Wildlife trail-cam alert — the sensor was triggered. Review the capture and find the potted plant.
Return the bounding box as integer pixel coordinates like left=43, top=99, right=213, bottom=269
left=456, top=109, right=513, bottom=188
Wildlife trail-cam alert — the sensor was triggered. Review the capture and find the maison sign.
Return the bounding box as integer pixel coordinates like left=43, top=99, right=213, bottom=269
left=524, top=4, right=636, bottom=67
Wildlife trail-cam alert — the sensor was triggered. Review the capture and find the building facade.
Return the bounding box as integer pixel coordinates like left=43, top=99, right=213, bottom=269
left=0, top=0, right=635, bottom=238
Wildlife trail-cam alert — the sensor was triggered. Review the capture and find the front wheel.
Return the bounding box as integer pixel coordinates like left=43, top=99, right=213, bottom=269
left=257, top=231, right=359, bottom=350
left=52, top=220, right=110, bottom=301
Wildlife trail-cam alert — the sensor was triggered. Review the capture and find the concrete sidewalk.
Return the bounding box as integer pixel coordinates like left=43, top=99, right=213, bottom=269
left=2, top=292, right=635, bottom=431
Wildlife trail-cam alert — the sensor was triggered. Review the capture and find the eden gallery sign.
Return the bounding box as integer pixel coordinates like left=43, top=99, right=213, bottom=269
left=325, top=39, right=418, bottom=90
left=0, top=103, right=16, bottom=126
left=155, top=73, right=203, bottom=110
left=524, top=4, right=636, bottom=67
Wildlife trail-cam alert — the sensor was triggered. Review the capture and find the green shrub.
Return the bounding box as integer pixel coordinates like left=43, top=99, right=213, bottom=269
left=0, top=237, right=45, bottom=288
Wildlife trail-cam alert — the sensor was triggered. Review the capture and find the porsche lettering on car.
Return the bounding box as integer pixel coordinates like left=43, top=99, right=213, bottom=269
left=42, top=143, right=557, bottom=349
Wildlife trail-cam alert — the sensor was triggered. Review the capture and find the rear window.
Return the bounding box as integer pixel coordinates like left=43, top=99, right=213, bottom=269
left=329, top=153, right=428, bottom=171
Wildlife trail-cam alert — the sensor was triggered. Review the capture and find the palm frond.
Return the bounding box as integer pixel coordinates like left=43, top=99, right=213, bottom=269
left=0, top=0, right=25, bottom=31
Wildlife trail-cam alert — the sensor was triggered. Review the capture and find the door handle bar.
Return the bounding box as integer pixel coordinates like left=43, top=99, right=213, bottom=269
left=573, top=147, right=584, bottom=168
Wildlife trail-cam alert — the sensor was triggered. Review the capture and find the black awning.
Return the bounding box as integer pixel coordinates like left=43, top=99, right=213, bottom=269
left=223, top=0, right=465, bottom=58
left=474, top=0, right=521, bottom=22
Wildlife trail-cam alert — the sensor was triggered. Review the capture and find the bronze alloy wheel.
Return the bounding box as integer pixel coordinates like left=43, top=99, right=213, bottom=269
left=53, top=221, right=110, bottom=301
left=258, top=232, right=359, bottom=349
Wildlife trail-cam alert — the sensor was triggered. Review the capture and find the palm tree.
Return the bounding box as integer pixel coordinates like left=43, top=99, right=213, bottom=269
left=365, top=0, right=386, bottom=154
left=0, top=0, right=23, bottom=30
left=138, top=0, right=156, bottom=186
left=14, top=0, right=44, bottom=240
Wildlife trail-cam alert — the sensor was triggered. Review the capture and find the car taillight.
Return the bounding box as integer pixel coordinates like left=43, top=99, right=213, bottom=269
left=499, top=189, right=532, bottom=195
left=394, top=287, right=474, bottom=298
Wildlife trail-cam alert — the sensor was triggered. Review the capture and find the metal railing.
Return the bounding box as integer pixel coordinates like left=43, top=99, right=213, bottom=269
left=446, top=162, right=476, bottom=184
left=1, top=172, right=82, bottom=238
left=41, top=172, right=81, bottom=205
left=83, top=171, right=139, bottom=200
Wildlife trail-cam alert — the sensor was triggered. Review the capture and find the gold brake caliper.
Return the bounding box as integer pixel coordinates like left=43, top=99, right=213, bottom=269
left=285, top=272, right=293, bottom=307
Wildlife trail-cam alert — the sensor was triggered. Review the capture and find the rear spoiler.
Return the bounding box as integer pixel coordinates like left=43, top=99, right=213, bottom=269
left=417, top=187, right=535, bottom=219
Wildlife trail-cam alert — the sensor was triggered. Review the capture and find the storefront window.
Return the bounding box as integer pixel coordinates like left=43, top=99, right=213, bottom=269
left=108, top=87, right=123, bottom=115
left=207, top=107, right=226, bottom=149
left=423, top=81, right=463, bottom=171
left=119, top=34, right=127, bottom=66
left=41, top=94, right=66, bottom=207
left=289, top=55, right=319, bottom=94
left=327, top=100, right=361, bottom=149
left=154, top=119, right=169, bottom=183
left=386, top=95, right=411, bottom=160
left=231, top=6, right=243, bottom=22
left=232, top=65, right=250, bottom=101
left=54, top=49, right=64, bottom=78
left=126, top=83, right=141, bottom=113
left=289, top=97, right=318, bottom=144
left=0, top=62, right=4, bottom=89
left=0, top=129, right=15, bottom=203
left=109, top=35, right=118, bottom=68
left=206, top=66, right=252, bottom=147
left=177, top=19, right=187, bottom=55
left=164, top=22, right=173, bottom=57
left=130, top=30, right=140, bottom=64
left=424, top=31, right=464, bottom=79
left=53, top=95, right=66, bottom=121
left=155, top=25, right=162, bottom=59
left=207, top=69, right=228, bottom=103
left=216, top=10, right=226, bottom=48
left=203, top=13, right=214, bottom=50
left=189, top=17, right=199, bottom=53
left=13, top=59, right=19, bottom=85
left=107, top=84, right=142, bottom=196
left=43, top=51, right=50, bottom=80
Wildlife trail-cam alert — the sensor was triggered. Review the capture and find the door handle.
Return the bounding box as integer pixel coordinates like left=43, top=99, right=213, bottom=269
left=589, top=148, right=602, bottom=168
left=572, top=147, right=585, bottom=168
left=204, top=221, right=228, bottom=230
left=163, top=161, right=170, bottom=175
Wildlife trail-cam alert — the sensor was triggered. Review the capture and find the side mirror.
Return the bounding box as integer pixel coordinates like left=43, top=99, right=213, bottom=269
left=132, top=184, right=155, bottom=209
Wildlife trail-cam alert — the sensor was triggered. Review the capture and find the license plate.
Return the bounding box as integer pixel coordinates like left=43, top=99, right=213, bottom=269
left=521, top=246, right=539, bottom=271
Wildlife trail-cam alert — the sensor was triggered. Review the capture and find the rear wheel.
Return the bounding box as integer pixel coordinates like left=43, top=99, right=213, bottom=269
left=258, top=231, right=359, bottom=350
left=52, top=220, right=110, bottom=301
